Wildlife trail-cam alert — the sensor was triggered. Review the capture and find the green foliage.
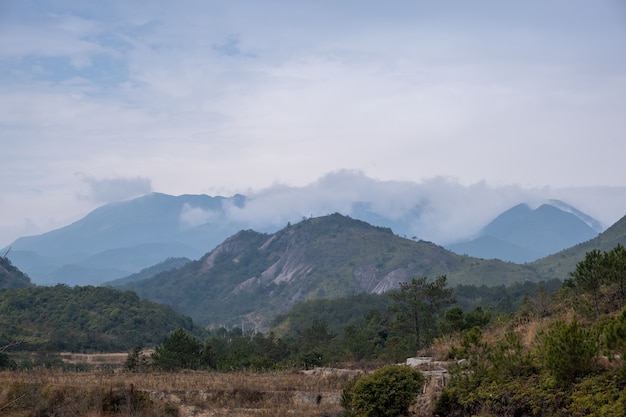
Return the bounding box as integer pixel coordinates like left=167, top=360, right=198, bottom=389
left=453, top=279, right=563, bottom=314
left=0, top=285, right=200, bottom=352
left=339, top=309, right=389, bottom=361
left=571, top=249, right=606, bottom=315
left=603, top=307, right=626, bottom=357
left=272, top=292, right=392, bottom=336
left=489, top=332, right=537, bottom=382
left=570, top=244, right=626, bottom=316
left=434, top=248, right=626, bottom=417
left=204, top=328, right=290, bottom=371
left=0, top=255, right=32, bottom=289
left=440, top=305, right=492, bottom=334
left=293, top=319, right=337, bottom=368
left=568, top=369, right=626, bottom=417
left=389, top=275, right=454, bottom=352
left=124, top=345, right=148, bottom=372
left=123, top=214, right=547, bottom=328
left=605, top=244, right=626, bottom=308
left=152, top=329, right=212, bottom=371
left=342, top=365, right=425, bottom=417
left=537, top=320, right=599, bottom=387
left=0, top=351, right=12, bottom=370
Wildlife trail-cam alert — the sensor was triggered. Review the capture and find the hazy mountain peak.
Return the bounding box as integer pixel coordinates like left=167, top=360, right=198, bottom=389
left=547, top=199, right=604, bottom=232
left=447, top=201, right=600, bottom=263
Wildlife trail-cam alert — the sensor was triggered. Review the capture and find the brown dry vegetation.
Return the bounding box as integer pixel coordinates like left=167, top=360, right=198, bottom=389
left=0, top=369, right=357, bottom=417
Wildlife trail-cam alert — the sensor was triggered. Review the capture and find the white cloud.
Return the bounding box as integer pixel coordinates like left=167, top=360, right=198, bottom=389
left=76, top=174, right=152, bottom=203
left=1, top=1, right=625, bottom=247
left=179, top=204, right=220, bottom=228
left=222, top=171, right=626, bottom=244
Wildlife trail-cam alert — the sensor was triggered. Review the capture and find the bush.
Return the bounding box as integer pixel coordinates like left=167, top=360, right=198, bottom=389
left=342, top=365, right=424, bottom=417
left=537, top=319, right=599, bottom=387
left=151, top=328, right=212, bottom=371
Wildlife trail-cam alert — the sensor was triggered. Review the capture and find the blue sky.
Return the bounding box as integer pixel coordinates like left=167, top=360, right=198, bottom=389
left=1, top=1, right=626, bottom=247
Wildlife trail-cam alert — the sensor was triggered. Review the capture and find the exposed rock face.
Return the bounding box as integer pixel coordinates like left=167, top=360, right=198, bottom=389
left=123, top=213, right=546, bottom=327
left=202, top=231, right=257, bottom=271
left=373, top=269, right=410, bottom=293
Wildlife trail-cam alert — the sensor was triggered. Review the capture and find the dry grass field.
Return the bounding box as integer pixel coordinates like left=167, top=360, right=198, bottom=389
left=0, top=368, right=358, bottom=416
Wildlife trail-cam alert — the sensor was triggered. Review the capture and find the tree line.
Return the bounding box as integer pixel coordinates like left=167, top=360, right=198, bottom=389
left=135, top=275, right=469, bottom=371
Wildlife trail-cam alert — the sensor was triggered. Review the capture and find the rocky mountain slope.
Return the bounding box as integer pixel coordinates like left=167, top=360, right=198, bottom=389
left=5, top=190, right=604, bottom=286
left=118, top=214, right=544, bottom=328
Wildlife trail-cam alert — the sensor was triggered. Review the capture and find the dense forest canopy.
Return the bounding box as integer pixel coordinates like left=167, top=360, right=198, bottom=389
left=0, top=285, right=200, bottom=352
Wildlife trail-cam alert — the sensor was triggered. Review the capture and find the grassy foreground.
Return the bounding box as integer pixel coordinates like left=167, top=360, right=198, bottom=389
left=0, top=369, right=356, bottom=416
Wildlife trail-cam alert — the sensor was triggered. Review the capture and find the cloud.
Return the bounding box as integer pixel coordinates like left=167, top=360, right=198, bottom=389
left=220, top=171, right=626, bottom=244
left=221, top=171, right=549, bottom=243
left=179, top=204, right=220, bottom=228
left=1, top=1, right=625, bottom=248
left=77, top=174, right=152, bottom=203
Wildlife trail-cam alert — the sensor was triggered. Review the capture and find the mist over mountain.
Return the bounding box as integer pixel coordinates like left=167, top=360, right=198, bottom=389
left=530, top=212, right=626, bottom=281
left=116, top=213, right=544, bottom=328
left=3, top=173, right=619, bottom=285
left=446, top=201, right=600, bottom=263
left=6, top=193, right=247, bottom=285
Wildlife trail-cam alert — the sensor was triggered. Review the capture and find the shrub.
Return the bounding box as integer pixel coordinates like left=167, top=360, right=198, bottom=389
left=537, top=319, right=599, bottom=387
left=342, top=365, right=424, bottom=417
left=151, top=328, right=211, bottom=371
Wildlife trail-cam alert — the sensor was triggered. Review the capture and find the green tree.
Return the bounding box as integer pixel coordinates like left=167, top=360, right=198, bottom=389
left=340, top=310, right=388, bottom=361
left=571, top=249, right=606, bottom=317
left=603, top=306, right=626, bottom=358
left=489, top=332, right=536, bottom=382
left=537, top=320, right=599, bottom=387
left=151, top=328, right=211, bottom=371
left=389, top=275, right=454, bottom=352
left=293, top=319, right=336, bottom=368
left=606, top=244, right=626, bottom=308
left=440, top=305, right=492, bottom=334
left=124, top=345, right=147, bottom=372
left=342, top=365, right=425, bottom=417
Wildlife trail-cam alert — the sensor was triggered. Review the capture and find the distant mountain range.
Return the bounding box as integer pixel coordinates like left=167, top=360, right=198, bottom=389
left=445, top=201, right=601, bottom=263
left=4, top=190, right=625, bottom=329
left=2, top=192, right=606, bottom=286
left=111, top=213, right=545, bottom=328
left=109, top=211, right=626, bottom=329
left=5, top=193, right=247, bottom=285
left=530, top=212, right=626, bottom=281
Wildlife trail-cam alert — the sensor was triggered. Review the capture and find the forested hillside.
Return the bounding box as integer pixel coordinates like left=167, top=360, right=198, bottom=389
left=0, top=285, right=200, bottom=352
left=121, top=214, right=544, bottom=328
left=433, top=244, right=626, bottom=416
left=270, top=278, right=563, bottom=337
left=0, top=255, right=32, bottom=289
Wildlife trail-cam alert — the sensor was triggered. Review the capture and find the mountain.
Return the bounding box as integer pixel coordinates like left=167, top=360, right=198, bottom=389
left=530, top=213, right=626, bottom=280
left=119, top=213, right=544, bottom=329
left=0, top=252, right=32, bottom=289
left=5, top=193, right=246, bottom=285
left=4, top=190, right=603, bottom=286
left=103, top=257, right=191, bottom=287
left=446, top=201, right=599, bottom=263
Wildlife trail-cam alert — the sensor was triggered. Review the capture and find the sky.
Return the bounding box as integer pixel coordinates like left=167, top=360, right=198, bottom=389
left=1, top=0, right=626, bottom=248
